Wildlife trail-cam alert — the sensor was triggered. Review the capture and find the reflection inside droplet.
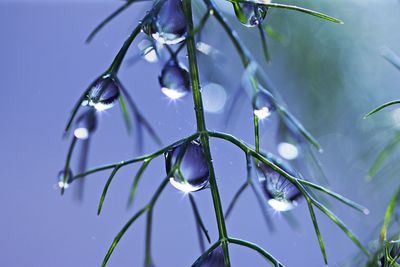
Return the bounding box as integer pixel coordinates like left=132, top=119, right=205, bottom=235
left=234, top=2, right=268, bottom=28
left=85, top=75, right=120, bottom=111
left=57, top=169, right=73, bottom=189
left=202, top=83, right=227, bottom=113
left=253, top=89, right=276, bottom=120
left=74, top=108, right=97, bottom=140
left=165, top=140, right=209, bottom=193
left=142, top=0, right=187, bottom=45
left=159, top=59, right=190, bottom=100
left=138, top=39, right=159, bottom=63
left=257, top=154, right=302, bottom=212
left=277, top=142, right=299, bottom=160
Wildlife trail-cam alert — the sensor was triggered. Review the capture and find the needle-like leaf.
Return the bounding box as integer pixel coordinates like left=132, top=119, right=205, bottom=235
left=368, top=132, right=400, bottom=179
left=127, top=160, right=151, bottom=208
left=298, top=179, right=369, bottom=215
left=228, top=0, right=343, bottom=24
left=98, top=165, right=121, bottom=215
left=307, top=200, right=328, bottom=265
left=364, top=100, right=400, bottom=118
left=380, top=186, right=400, bottom=241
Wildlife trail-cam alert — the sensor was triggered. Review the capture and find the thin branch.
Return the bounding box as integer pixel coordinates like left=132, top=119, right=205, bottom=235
left=228, top=237, right=284, bottom=267
left=72, top=133, right=199, bottom=181
left=127, top=159, right=151, bottom=208
left=189, top=194, right=212, bottom=250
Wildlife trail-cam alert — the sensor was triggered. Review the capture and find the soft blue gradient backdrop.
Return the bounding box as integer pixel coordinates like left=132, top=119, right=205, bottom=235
left=2, top=1, right=400, bottom=266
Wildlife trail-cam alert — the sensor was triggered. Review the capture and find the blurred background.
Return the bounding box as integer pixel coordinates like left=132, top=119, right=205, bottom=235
left=1, top=0, right=400, bottom=266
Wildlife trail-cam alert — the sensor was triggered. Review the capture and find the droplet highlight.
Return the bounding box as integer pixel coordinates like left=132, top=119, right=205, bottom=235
left=256, top=154, right=302, bottom=212
left=165, top=140, right=209, bottom=193
left=58, top=168, right=73, bottom=189
left=74, top=108, right=97, bottom=140
left=159, top=59, right=190, bottom=100
left=253, top=89, right=276, bottom=120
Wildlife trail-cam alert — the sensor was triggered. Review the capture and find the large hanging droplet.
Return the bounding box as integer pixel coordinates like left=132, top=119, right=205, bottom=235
left=159, top=59, right=190, bottom=100
left=252, top=88, right=276, bottom=120
left=234, top=3, right=268, bottom=28
left=142, top=0, right=187, bottom=45
left=84, top=74, right=120, bottom=111
left=256, top=154, right=302, bottom=212
left=277, top=115, right=303, bottom=160
left=165, top=140, right=209, bottom=193
left=74, top=108, right=98, bottom=140
left=57, top=168, right=73, bottom=189
left=192, top=246, right=224, bottom=267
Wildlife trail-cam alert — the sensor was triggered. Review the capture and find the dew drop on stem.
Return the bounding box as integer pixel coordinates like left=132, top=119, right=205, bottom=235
left=256, top=153, right=302, bottom=212
left=234, top=2, right=268, bottom=28
left=252, top=88, right=276, bottom=120
left=159, top=59, right=190, bottom=100
left=74, top=108, right=98, bottom=140
left=142, top=0, right=187, bottom=45
left=83, top=74, right=120, bottom=111
left=165, top=140, right=210, bottom=193
left=58, top=168, right=73, bottom=190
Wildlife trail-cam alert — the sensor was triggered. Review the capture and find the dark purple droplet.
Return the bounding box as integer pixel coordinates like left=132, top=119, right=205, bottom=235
left=85, top=74, right=120, bottom=111
left=165, top=140, right=209, bottom=193
left=252, top=88, right=276, bottom=120
left=143, top=0, right=187, bottom=45
left=74, top=108, right=98, bottom=140
left=257, top=153, right=302, bottom=211
left=234, top=3, right=268, bottom=27
left=57, top=168, right=73, bottom=189
left=159, top=59, right=190, bottom=99
left=192, top=246, right=224, bottom=267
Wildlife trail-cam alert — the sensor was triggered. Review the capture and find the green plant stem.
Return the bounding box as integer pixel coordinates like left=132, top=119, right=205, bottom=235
left=182, top=0, right=231, bottom=265
left=102, top=178, right=169, bottom=267
left=72, top=133, right=199, bottom=181
left=61, top=137, right=78, bottom=195
left=228, top=237, right=283, bottom=267
left=107, top=24, right=142, bottom=74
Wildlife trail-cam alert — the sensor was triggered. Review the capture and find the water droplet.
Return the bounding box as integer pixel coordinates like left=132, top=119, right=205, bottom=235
left=256, top=154, right=302, bottom=212
left=159, top=59, right=190, bottom=100
left=84, top=74, right=120, bottom=111
left=192, top=246, right=224, bottom=267
left=234, top=3, right=267, bottom=28
left=202, top=83, right=227, bottom=113
left=142, top=0, right=187, bottom=45
left=138, top=39, right=159, bottom=63
left=74, top=108, right=97, bottom=140
left=58, top=168, right=73, bottom=189
left=252, top=89, right=275, bottom=120
left=165, top=140, right=209, bottom=193
left=277, top=142, right=299, bottom=161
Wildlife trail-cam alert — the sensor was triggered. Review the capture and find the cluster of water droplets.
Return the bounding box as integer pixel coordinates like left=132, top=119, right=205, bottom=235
left=142, top=0, right=187, bottom=45
left=256, top=153, right=302, bottom=212
left=159, top=59, right=190, bottom=100
left=234, top=2, right=268, bottom=27
left=165, top=140, right=210, bottom=193
left=252, top=88, right=276, bottom=120
left=82, top=74, right=120, bottom=111
left=57, top=168, right=73, bottom=189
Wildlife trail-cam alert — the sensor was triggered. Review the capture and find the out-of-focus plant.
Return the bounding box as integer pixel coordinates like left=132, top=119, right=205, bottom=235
left=363, top=48, right=400, bottom=267
left=58, top=0, right=370, bottom=266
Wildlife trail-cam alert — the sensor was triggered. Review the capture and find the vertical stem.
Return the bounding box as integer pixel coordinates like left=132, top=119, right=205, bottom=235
left=144, top=210, right=153, bottom=267
left=182, top=0, right=231, bottom=265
